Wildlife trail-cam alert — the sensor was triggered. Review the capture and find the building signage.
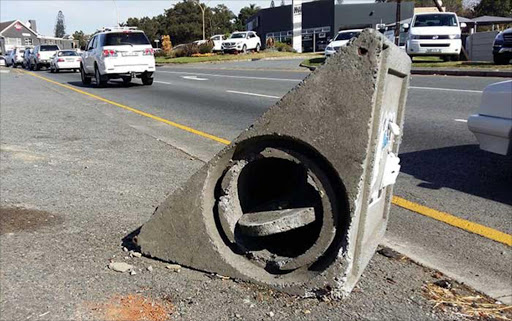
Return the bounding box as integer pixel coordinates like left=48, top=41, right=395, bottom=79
left=14, top=23, right=22, bottom=30
left=292, top=0, right=302, bottom=53
left=22, top=33, right=31, bottom=37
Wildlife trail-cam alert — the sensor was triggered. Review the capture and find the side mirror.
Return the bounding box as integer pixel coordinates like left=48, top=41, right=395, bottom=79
left=403, top=23, right=410, bottom=30
left=460, top=22, right=467, bottom=28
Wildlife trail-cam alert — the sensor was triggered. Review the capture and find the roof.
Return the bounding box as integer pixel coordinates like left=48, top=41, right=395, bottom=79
left=0, top=20, right=16, bottom=34
left=472, top=15, right=512, bottom=24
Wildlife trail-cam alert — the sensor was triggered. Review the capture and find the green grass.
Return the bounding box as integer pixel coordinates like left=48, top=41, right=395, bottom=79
left=300, top=56, right=512, bottom=70
left=156, top=51, right=321, bottom=64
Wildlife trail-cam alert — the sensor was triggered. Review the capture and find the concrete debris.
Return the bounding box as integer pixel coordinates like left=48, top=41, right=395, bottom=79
left=130, top=270, right=137, bottom=276
left=147, top=266, right=153, bottom=272
left=108, top=262, right=133, bottom=273
left=130, top=251, right=142, bottom=258
left=166, top=264, right=181, bottom=272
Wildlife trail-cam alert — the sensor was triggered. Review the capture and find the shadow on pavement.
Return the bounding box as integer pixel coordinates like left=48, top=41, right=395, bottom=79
left=67, top=81, right=143, bottom=89
left=400, top=144, right=512, bottom=206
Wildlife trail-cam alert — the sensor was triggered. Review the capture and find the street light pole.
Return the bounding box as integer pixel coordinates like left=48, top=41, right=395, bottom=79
left=112, top=0, right=120, bottom=26
left=194, top=0, right=206, bottom=40
left=394, top=0, right=401, bottom=46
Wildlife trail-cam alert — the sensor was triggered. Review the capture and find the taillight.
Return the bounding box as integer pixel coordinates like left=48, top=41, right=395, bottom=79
left=102, top=49, right=117, bottom=57
left=143, top=48, right=154, bottom=56
left=37, top=53, right=40, bottom=58
left=77, top=57, right=82, bottom=62
left=57, top=58, right=65, bottom=62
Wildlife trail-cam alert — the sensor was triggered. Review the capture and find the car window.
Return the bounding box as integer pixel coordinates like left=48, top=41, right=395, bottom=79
left=58, top=51, right=78, bottom=56
left=335, top=31, right=360, bottom=41
left=230, top=33, right=247, bottom=39
left=40, top=45, right=59, bottom=51
left=249, top=33, right=255, bottom=38
left=212, top=36, right=219, bottom=40
left=413, top=14, right=458, bottom=27
left=87, top=36, right=96, bottom=50
left=103, top=32, right=151, bottom=46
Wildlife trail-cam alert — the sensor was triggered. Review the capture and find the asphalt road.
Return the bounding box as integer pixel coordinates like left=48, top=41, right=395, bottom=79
left=1, top=59, right=510, bottom=319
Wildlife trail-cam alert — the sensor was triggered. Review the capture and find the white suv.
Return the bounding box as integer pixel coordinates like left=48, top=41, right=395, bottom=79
left=221, top=31, right=261, bottom=54
left=81, top=27, right=156, bottom=87
left=405, top=12, right=466, bottom=61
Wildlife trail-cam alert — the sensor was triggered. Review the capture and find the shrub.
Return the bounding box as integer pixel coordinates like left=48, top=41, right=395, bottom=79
left=275, top=42, right=295, bottom=52
left=198, top=41, right=214, bottom=54
left=162, top=35, right=172, bottom=55
left=154, top=50, right=167, bottom=58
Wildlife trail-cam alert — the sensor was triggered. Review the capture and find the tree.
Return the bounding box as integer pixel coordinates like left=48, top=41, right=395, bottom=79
left=234, top=4, right=261, bottom=31
left=54, top=10, right=66, bottom=38
left=210, top=4, right=236, bottom=35
left=162, top=35, right=172, bottom=54
left=473, top=0, right=511, bottom=17
left=72, top=30, right=89, bottom=49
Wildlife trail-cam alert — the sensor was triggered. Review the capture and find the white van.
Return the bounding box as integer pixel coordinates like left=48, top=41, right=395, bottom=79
left=405, top=12, right=466, bottom=61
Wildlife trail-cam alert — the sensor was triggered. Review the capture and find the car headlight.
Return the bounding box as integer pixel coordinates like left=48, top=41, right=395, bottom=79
left=236, top=41, right=243, bottom=45
left=409, top=34, right=420, bottom=40
left=448, top=34, right=461, bottom=39
left=494, top=32, right=504, bottom=46
left=326, top=46, right=333, bottom=51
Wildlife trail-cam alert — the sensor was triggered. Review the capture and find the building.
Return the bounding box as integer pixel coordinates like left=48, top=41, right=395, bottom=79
left=0, top=19, right=78, bottom=55
left=247, top=0, right=414, bottom=52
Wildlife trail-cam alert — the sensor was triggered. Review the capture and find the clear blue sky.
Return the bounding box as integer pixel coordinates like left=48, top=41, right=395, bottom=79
left=0, top=0, right=284, bottom=36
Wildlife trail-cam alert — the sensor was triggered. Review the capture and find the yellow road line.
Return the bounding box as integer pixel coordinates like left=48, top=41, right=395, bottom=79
left=19, top=70, right=231, bottom=145
left=392, top=196, right=512, bottom=246
left=19, top=69, right=512, bottom=247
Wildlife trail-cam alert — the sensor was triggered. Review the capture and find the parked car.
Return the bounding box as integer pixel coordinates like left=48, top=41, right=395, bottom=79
left=50, top=50, right=81, bottom=73
left=405, top=12, right=466, bottom=61
left=210, top=34, right=226, bottom=52
left=0, top=55, right=6, bottom=66
left=325, top=29, right=363, bottom=57
left=468, top=80, right=512, bottom=156
left=492, top=28, right=512, bottom=65
left=30, top=44, right=60, bottom=70
left=22, top=48, right=33, bottom=69
left=6, top=47, right=25, bottom=67
left=81, top=26, right=155, bottom=87
left=221, top=31, right=261, bottom=54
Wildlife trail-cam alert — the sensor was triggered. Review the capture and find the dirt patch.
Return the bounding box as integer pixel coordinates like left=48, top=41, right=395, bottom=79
left=89, top=294, right=174, bottom=321
left=0, top=207, right=63, bottom=235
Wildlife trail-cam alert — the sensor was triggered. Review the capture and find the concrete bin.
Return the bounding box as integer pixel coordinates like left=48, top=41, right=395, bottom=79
left=135, top=29, right=411, bottom=298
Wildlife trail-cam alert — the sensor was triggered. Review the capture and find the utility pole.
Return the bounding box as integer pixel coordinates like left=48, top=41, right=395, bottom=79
left=394, top=0, right=401, bottom=45
left=194, top=0, right=206, bottom=40
left=432, top=0, right=444, bottom=12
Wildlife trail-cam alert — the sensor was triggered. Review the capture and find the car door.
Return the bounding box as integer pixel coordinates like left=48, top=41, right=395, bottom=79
left=84, top=36, right=97, bottom=73
left=248, top=32, right=257, bottom=49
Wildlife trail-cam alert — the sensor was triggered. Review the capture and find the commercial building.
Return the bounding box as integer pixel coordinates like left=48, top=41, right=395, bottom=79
left=247, top=0, right=414, bottom=52
left=0, top=20, right=77, bottom=55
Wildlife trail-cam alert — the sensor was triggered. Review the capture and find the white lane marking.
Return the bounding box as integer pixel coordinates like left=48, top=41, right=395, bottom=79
left=0, top=70, right=10, bottom=73
left=154, top=80, right=172, bottom=85
left=226, top=90, right=280, bottom=99
left=159, top=70, right=299, bottom=82
left=454, top=119, right=468, bottom=123
left=181, top=75, right=208, bottom=81
left=409, top=86, right=482, bottom=93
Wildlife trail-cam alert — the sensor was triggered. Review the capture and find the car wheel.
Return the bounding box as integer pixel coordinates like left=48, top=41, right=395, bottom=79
left=94, top=66, right=106, bottom=88
left=493, top=54, right=510, bottom=65
left=81, top=65, right=91, bottom=85
left=255, top=44, right=261, bottom=53
left=35, top=63, right=40, bottom=71
left=242, top=45, right=247, bottom=54
left=50, top=66, right=54, bottom=73
left=141, top=72, right=153, bottom=85
left=122, top=76, right=131, bottom=85
left=451, top=55, right=460, bottom=62
left=55, top=68, right=59, bottom=73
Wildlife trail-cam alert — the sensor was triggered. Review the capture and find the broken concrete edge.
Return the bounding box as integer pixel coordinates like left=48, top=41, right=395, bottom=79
left=135, top=29, right=411, bottom=298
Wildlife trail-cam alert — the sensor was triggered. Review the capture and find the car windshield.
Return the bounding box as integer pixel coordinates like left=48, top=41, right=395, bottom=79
left=103, top=32, right=150, bottom=46
left=335, top=31, right=361, bottom=41
left=40, top=45, right=59, bottom=51
left=413, top=14, right=458, bottom=27
left=230, top=33, right=247, bottom=39
left=58, top=51, right=77, bottom=56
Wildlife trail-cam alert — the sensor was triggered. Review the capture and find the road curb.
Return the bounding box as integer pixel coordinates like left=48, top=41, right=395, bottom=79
left=411, top=68, right=512, bottom=78
left=299, top=65, right=512, bottom=78
left=156, top=55, right=321, bottom=66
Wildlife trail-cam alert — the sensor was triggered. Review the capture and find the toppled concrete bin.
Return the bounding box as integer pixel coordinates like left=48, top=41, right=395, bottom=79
left=135, top=29, right=411, bottom=297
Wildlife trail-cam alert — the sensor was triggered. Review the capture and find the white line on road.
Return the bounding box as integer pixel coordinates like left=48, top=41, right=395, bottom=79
left=454, top=119, right=468, bottom=123
left=182, top=75, right=208, bottom=81
left=154, top=80, right=172, bottom=85
left=226, top=90, right=280, bottom=99
left=0, top=70, right=10, bottom=74
left=409, top=86, right=482, bottom=93
left=158, top=70, right=299, bottom=82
